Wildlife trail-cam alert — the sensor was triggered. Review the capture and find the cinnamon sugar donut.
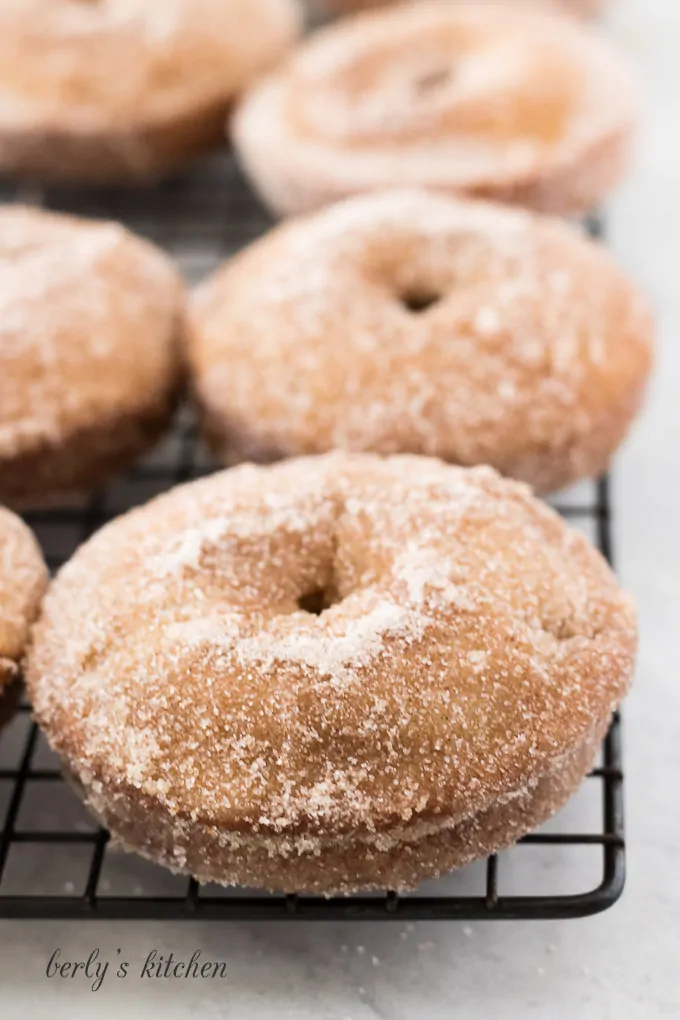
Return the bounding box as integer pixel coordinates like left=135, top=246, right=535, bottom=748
left=0, top=508, right=47, bottom=713
left=0, top=0, right=301, bottom=184
left=188, top=190, right=653, bottom=495
left=234, top=1, right=636, bottom=216
left=27, top=453, right=637, bottom=894
left=0, top=205, right=185, bottom=509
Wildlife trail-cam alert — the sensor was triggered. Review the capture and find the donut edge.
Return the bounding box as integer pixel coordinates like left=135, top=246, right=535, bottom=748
left=192, top=360, right=651, bottom=496
left=61, top=717, right=610, bottom=895
left=0, top=98, right=232, bottom=186
left=235, top=83, right=635, bottom=219
left=0, top=511, right=47, bottom=728
left=0, top=377, right=184, bottom=511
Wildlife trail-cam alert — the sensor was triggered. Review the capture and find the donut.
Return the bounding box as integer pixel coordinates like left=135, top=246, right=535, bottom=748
left=0, top=205, right=185, bottom=509
left=26, top=453, right=637, bottom=894
left=233, top=1, right=636, bottom=217
left=0, top=508, right=47, bottom=717
left=188, top=189, right=653, bottom=495
left=0, top=0, right=301, bottom=184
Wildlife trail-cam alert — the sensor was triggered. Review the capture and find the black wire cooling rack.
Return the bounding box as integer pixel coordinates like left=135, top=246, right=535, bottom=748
left=0, top=155, right=625, bottom=921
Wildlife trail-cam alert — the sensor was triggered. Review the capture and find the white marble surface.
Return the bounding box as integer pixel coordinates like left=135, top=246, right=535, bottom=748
left=1, top=1, right=679, bottom=1015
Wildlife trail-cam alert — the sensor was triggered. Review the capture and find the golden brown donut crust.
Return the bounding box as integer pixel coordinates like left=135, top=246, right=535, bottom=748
left=0, top=205, right=185, bottom=510
left=234, top=1, right=636, bottom=217
left=0, top=508, right=47, bottom=697
left=188, top=190, right=653, bottom=494
left=27, top=453, right=637, bottom=894
left=0, top=0, right=302, bottom=184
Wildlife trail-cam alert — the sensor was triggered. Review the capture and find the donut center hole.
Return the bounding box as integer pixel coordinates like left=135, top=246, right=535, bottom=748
left=297, top=586, right=339, bottom=616
left=399, top=287, right=442, bottom=314
left=412, top=67, right=453, bottom=96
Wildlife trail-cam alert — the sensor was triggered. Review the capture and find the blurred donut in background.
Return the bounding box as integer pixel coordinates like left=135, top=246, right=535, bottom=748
left=0, top=0, right=302, bottom=184
left=234, top=1, right=636, bottom=217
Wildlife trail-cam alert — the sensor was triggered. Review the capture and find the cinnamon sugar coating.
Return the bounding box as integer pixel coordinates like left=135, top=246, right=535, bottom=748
left=234, top=1, right=636, bottom=217
left=27, top=453, right=637, bottom=893
left=0, top=508, right=47, bottom=699
left=0, top=0, right=301, bottom=184
left=189, top=189, right=653, bottom=494
left=0, top=205, right=185, bottom=509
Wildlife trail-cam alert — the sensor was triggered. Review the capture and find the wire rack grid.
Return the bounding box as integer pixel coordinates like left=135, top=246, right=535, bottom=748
left=0, top=154, right=625, bottom=921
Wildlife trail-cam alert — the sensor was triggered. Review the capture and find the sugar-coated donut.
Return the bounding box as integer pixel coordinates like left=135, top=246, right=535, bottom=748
left=188, top=190, right=653, bottom=495
left=27, top=453, right=637, bottom=894
left=0, top=0, right=302, bottom=184
left=0, top=508, right=47, bottom=707
left=234, top=1, right=636, bottom=217
left=0, top=206, right=185, bottom=509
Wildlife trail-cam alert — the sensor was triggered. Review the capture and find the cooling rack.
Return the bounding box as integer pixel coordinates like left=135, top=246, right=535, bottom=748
left=0, top=154, right=625, bottom=921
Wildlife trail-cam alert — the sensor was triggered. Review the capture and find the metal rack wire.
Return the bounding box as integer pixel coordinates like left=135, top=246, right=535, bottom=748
left=0, top=153, right=625, bottom=920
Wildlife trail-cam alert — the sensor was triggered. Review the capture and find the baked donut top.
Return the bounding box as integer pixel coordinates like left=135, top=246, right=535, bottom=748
left=0, top=205, right=184, bottom=461
left=189, top=189, right=653, bottom=493
left=0, top=508, right=47, bottom=689
left=28, top=454, right=636, bottom=840
left=0, top=0, right=301, bottom=126
left=237, top=0, right=636, bottom=195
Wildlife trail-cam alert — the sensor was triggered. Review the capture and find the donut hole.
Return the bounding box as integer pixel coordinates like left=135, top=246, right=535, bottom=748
left=412, top=67, right=453, bottom=97
left=399, top=286, right=443, bottom=314
left=296, top=586, right=339, bottom=616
